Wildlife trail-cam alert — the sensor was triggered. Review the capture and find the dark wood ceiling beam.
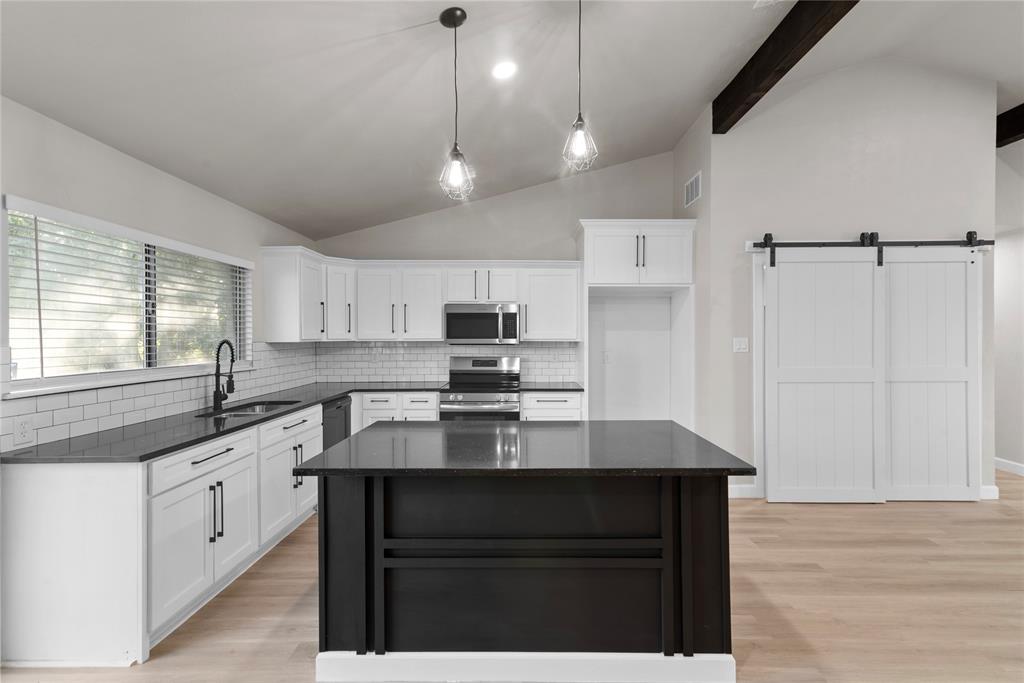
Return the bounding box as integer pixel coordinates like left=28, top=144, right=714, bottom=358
left=712, top=1, right=859, bottom=134
left=997, top=103, right=1024, bottom=148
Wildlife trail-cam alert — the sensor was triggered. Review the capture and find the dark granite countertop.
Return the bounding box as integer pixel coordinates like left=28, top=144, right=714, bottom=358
left=0, top=381, right=447, bottom=464
left=295, top=420, right=755, bottom=477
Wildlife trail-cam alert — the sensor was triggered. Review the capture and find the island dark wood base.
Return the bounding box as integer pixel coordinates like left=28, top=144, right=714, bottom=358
left=318, top=474, right=733, bottom=658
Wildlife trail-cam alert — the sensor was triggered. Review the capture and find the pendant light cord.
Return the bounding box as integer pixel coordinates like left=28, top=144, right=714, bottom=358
left=454, top=24, right=459, bottom=143
left=577, top=0, right=582, bottom=115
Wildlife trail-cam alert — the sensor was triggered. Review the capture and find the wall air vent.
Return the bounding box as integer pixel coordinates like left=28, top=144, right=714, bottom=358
left=684, top=171, right=701, bottom=208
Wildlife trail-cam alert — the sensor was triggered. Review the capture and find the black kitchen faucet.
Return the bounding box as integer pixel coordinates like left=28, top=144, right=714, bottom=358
left=213, top=339, right=235, bottom=412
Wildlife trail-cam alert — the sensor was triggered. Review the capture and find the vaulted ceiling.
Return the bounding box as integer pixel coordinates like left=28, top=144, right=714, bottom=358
left=2, top=2, right=1021, bottom=240
left=0, top=1, right=792, bottom=239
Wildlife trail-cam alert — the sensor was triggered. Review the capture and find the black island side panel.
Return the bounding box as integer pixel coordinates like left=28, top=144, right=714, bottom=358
left=319, top=472, right=734, bottom=656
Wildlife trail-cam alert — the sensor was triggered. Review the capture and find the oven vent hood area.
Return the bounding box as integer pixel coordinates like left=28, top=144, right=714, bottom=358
left=444, top=303, right=519, bottom=345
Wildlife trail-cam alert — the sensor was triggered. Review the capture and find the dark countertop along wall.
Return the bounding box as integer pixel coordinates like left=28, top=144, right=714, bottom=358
left=0, top=381, right=584, bottom=464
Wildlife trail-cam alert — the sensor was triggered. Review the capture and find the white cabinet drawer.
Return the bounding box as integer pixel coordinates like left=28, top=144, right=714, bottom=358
left=257, top=405, right=322, bottom=448
left=522, top=393, right=582, bottom=410
left=150, top=430, right=256, bottom=496
left=362, top=394, right=398, bottom=409
left=363, top=409, right=398, bottom=425
left=401, top=393, right=438, bottom=410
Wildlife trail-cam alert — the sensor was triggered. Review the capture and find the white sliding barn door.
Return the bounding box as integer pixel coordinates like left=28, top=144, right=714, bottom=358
left=885, top=248, right=981, bottom=500
left=765, top=249, right=886, bottom=502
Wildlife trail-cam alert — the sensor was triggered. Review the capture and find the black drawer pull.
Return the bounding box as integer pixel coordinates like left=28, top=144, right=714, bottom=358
left=536, top=399, right=569, bottom=403
left=216, top=481, right=225, bottom=538
left=410, top=399, right=429, bottom=403
left=283, top=419, right=309, bottom=430
left=192, top=446, right=234, bottom=466
left=209, top=485, right=217, bottom=543
left=369, top=399, right=389, bottom=403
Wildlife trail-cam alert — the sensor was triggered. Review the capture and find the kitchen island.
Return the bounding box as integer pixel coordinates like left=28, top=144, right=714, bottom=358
left=295, top=420, right=755, bottom=683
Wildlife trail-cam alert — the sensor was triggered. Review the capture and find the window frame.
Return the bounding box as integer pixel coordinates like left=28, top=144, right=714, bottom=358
left=2, top=195, right=254, bottom=398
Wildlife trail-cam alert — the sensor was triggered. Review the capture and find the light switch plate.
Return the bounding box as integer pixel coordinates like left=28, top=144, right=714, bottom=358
left=732, top=337, right=749, bottom=353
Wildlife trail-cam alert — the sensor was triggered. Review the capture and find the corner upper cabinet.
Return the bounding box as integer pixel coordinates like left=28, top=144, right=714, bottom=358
left=519, top=267, right=580, bottom=341
left=262, top=247, right=337, bottom=342
left=578, top=220, right=694, bottom=286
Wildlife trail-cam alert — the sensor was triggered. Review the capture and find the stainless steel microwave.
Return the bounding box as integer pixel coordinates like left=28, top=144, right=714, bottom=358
left=444, top=303, right=519, bottom=345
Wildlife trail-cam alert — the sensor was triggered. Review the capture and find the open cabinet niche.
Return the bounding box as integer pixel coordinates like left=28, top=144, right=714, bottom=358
left=585, top=287, right=694, bottom=428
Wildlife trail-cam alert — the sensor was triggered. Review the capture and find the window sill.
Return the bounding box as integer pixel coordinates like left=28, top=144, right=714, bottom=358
left=2, top=362, right=255, bottom=400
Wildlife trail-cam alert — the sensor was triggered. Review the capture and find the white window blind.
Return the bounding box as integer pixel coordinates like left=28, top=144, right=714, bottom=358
left=7, top=208, right=251, bottom=381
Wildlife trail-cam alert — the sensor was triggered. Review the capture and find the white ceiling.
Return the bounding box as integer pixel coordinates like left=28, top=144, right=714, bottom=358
left=0, top=1, right=792, bottom=239
left=2, top=1, right=1021, bottom=240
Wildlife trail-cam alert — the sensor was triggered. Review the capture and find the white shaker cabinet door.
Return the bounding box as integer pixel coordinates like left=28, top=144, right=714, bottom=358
left=325, top=265, right=355, bottom=340
left=402, top=269, right=444, bottom=340
left=295, top=429, right=323, bottom=512
left=357, top=269, right=400, bottom=339
left=150, top=475, right=215, bottom=630
left=587, top=227, right=640, bottom=284
left=212, top=455, right=259, bottom=581
left=640, top=227, right=693, bottom=285
left=299, top=255, right=325, bottom=340
left=446, top=268, right=480, bottom=302
left=520, top=269, right=580, bottom=341
left=259, top=439, right=298, bottom=545
left=485, top=268, right=519, bottom=302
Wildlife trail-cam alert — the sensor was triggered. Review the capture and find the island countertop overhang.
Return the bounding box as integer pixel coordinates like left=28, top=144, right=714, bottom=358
left=294, top=419, right=756, bottom=477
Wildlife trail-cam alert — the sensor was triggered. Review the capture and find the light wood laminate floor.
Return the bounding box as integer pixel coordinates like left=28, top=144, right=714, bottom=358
left=4, top=472, right=1022, bottom=682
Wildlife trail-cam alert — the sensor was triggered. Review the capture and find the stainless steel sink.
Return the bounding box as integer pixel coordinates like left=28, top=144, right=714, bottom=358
left=196, top=400, right=301, bottom=419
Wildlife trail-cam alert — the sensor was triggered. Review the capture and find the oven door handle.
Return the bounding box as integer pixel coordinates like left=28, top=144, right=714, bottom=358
left=439, top=403, right=521, bottom=412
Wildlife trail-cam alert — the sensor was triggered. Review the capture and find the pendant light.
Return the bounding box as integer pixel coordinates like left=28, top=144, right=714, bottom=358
left=563, top=0, right=598, bottom=172
left=439, top=7, right=473, bottom=200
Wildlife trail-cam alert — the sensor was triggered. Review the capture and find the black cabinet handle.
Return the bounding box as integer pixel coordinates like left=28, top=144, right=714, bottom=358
left=209, top=485, right=217, bottom=543
left=283, top=418, right=309, bottom=430
left=642, top=235, right=646, bottom=267
left=347, top=302, right=351, bottom=333
left=488, top=270, right=491, bottom=299
left=404, top=303, right=408, bottom=334
left=297, top=444, right=304, bottom=487
left=536, top=398, right=569, bottom=403
left=320, top=301, right=325, bottom=334
left=635, top=235, right=639, bottom=267
left=369, top=398, right=389, bottom=403
left=216, top=481, right=225, bottom=538
left=410, top=399, right=428, bottom=403
left=391, top=303, right=395, bottom=334
left=474, top=270, right=477, bottom=300
left=292, top=445, right=299, bottom=489
left=524, top=303, right=528, bottom=333
left=191, top=446, right=234, bottom=466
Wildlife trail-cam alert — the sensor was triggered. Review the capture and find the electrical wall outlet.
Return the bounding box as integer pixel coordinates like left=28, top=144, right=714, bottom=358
left=732, top=337, right=749, bottom=353
left=14, top=416, right=34, bottom=445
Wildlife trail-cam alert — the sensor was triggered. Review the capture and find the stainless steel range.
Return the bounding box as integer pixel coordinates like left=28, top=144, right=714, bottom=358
left=440, top=356, right=520, bottom=421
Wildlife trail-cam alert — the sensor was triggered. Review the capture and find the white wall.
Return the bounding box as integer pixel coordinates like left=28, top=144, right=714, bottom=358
left=0, top=98, right=314, bottom=341
left=315, top=153, right=675, bottom=260
left=675, top=60, right=998, bottom=485
left=995, top=140, right=1024, bottom=469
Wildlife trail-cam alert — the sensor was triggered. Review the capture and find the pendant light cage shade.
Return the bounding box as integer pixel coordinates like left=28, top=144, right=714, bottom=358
left=562, top=114, right=598, bottom=172
left=440, top=143, right=474, bottom=200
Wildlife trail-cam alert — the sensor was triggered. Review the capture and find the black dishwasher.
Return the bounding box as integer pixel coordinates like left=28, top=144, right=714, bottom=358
left=323, top=396, right=351, bottom=449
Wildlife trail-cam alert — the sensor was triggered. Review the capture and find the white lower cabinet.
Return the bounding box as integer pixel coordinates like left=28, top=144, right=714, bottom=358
left=520, top=392, right=583, bottom=421
left=258, top=438, right=300, bottom=544
left=149, top=451, right=258, bottom=632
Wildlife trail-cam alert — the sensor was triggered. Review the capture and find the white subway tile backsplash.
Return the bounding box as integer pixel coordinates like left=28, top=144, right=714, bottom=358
left=2, top=340, right=574, bottom=448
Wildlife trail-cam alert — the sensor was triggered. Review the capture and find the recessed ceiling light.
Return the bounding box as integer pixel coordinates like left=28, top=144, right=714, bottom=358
left=491, top=61, right=517, bottom=80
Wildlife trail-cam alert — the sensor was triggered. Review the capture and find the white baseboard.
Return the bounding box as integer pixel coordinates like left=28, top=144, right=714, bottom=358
left=980, top=484, right=1000, bottom=500
left=995, top=457, right=1024, bottom=477
left=728, top=483, right=761, bottom=499
left=316, top=651, right=736, bottom=683
left=1, top=660, right=133, bottom=668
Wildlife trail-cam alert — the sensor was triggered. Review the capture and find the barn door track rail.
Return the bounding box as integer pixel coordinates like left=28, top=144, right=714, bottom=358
left=752, top=231, right=995, bottom=266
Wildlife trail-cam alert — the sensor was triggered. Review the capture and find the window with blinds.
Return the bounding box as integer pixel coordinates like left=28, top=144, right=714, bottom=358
left=7, top=209, right=251, bottom=381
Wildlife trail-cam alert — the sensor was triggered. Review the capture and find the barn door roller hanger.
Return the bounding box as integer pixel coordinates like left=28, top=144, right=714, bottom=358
left=754, top=231, right=995, bottom=267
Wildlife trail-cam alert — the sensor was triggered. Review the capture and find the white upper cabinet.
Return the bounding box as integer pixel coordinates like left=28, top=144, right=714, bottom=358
left=578, top=220, right=694, bottom=286
left=445, top=268, right=519, bottom=302
left=401, top=269, right=444, bottom=340
left=520, top=268, right=580, bottom=341
left=357, top=269, right=401, bottom=340
left=299, top=255, right=325, bottom=340
left=325, top=264, right=355, bottom=340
